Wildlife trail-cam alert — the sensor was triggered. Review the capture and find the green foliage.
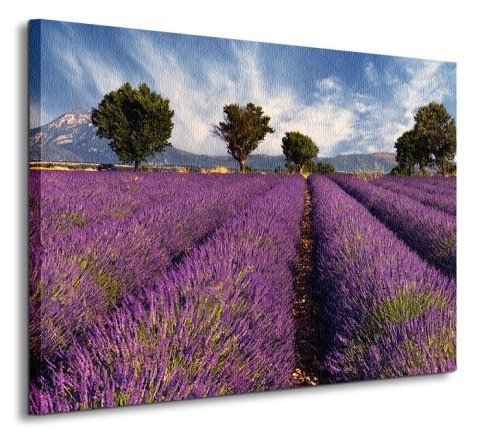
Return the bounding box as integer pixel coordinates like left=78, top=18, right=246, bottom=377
left=370, top=290, right=448, bottom=328
left=274, top=166, right=288, bottom=174
left=444, top=161, right=457, bottom=175
left=302, top=160, right=336, bottom=175
left=91, top=82, right=174, bottom=170
left=390, top=165, right=408, bottom=176
left=392, top=102, right=456, bottom=176
left=302, top=160, right=318, bottom=174
left=316, top=161, right=336, bottom=174
left=394, top=129, right=417, bottom=175
left=281, top=131, right=319, bottom=173
left=95, top=271, right=122, bottom=307
left=288, top=164, right=298, bottom=174
left=212, top=102, right=274, bottom=173
left=414, top=102, right=456, bottom=175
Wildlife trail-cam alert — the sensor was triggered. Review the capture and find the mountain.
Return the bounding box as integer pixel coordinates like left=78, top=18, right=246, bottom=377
left=29, top=108, right=119, bottom=163
left=29, top=108, right=397, bottom=172
left=322, top=152, right=396, bottom=173
left=150, top=147, right=286, bottom=170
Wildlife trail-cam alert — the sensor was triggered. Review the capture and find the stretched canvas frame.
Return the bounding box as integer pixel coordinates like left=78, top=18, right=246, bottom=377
left=28, top=19, right=457, bottom=415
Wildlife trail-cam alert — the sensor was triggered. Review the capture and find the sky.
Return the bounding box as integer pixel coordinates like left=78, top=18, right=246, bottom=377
left=30, top=20, right=456, bottom=157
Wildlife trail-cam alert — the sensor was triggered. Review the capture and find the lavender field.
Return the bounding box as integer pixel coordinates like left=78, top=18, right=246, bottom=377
left=29, top=170, right=456, bottom=414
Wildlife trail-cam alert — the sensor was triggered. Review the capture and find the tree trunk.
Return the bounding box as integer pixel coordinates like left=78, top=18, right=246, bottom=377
left=134, top=161, right=140, bottom=171
left=239, top=159, right=246, bottom=174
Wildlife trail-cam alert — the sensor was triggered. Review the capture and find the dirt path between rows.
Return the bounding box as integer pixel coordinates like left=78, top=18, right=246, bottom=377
left=292, top=182, right=323, bottom=386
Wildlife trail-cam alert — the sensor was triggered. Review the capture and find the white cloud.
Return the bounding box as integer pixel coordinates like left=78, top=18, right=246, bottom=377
left=30, top=101, right=57, bottom=129
left=316, top=77, right=341, bottom=92
left=29, top=101, right=41, bottom=129
left=395, top=59, right=454, bottom=123
left=354, top=102, right=367, bottom=113
left=330, top=59, right=456, bottom=154
left=365, top=61, right=380, bottom=85
left=57, top=49, right=128, bottom=103
left=128, top=36, right=356, bottom=156
left=46, top=32, right=455, bottom=157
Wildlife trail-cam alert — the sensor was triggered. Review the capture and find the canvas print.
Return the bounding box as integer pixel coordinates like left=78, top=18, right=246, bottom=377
left=28, top=20, right=456, bottom=414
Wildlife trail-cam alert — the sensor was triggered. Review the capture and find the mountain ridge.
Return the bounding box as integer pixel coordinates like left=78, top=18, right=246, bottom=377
left=29, top=108, right=397, bottom=172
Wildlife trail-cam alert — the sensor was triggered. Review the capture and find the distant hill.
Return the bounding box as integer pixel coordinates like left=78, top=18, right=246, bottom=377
left=323, top=152, right=396, bottom=173
left=29, top=108, right=116, bottom=163
left=29, top=108, right=396, bottom=172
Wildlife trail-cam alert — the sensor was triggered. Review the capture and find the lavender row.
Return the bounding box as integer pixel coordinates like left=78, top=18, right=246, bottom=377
left=330, top=174, right=456, bottom=278
left=382, top=174, right=456, bottom=196
left=29, top=171, right=281, bottom=363
left=309, top=175, right=456, bottom=382
left=29, top=175, right=305, bottom=414
left=414, top=175, right=456, bottom=190
left=371, top=176, right=456, bottom=216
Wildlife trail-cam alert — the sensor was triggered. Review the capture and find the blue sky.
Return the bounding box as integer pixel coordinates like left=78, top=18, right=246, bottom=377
left=30, top=20, right=456, bottom=157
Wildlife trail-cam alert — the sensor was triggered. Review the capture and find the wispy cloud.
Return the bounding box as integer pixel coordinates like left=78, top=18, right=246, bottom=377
left=38, top=23, right=456, bottom=157
left=51, top=35, right=132, bottom=108
left=327, top=58, right=456, bottom=155
left=131, top=40, right=359, bottom=156
left=29, top=101, right=41, bottom=129
left=30, top=100, right=57, bottom=129
left=395, top=59, right=455, bottom=123
left=365, top=61, right=381, bottom=86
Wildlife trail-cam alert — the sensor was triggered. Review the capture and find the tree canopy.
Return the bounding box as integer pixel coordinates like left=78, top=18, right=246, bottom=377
left=394, top=129, right=418, bottom=175
left=393, top=102, right=456, bottom=175
left=91, top=82, right=174, bottom=170
left=303, top=160, right=336, bottom=175
left=316, top=161, right=336, bottom=175
left=281, top=131, right=319, bottom=173
left=414, top=102, right=456, bottom=175
left=212, top=102, right=274, bottom=173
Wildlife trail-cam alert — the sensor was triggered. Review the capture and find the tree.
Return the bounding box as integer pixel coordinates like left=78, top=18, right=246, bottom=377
left=413, top=102, right=456, bottom=175
left=303, top=160, right=336, bottom=175
left=281, top=131, right=319, bottom=173
left=392, top=102, right=456, bottom=176
left=274, top=166, right=288, bottom=174
left=316, top=161, right=336, bottom=174
left=394, top=129, right=418, bottom=175
left=91, top=82, right=174, bottom=170
left=390, top=165, right=407, bottom=176
left=212, top=103, right=274, bottom=173
left=302, top=160, right=318, bottom=174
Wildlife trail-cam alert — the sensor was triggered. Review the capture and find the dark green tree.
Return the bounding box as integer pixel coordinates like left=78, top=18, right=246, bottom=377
left=212, top=103, right=274, bottom=173
left=441, top=160, right=457, bottom=175
left=91, top=82, right=174, bottom=170
left=390, top=165, right=407, bottom=175
left=316, top=161, right=336, bottom=174
left=392, top=103, right=456, bottom=175
left=413, top=102, right=456, bottom=175
left=303, top=159, right=318, bottom=174
left=281, top=131, right=319, bottom=173
left=303, top=160, right=336, bottom=175
left=394, top=129, right=418, bottom=175
left=274, top=166, right=288, bottom=174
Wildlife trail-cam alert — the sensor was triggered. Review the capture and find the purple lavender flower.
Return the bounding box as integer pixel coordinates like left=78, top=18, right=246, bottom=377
left=309, top=175, right=455, bottom=383
left=29, top=174, right=305, bottom=414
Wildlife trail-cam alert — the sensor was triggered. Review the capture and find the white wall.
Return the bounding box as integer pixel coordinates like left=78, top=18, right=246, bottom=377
left=3, top=1, right=479, bottom=432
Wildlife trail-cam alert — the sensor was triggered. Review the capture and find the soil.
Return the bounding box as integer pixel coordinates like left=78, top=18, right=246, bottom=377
left=292, top=183, right=324, bottom=386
